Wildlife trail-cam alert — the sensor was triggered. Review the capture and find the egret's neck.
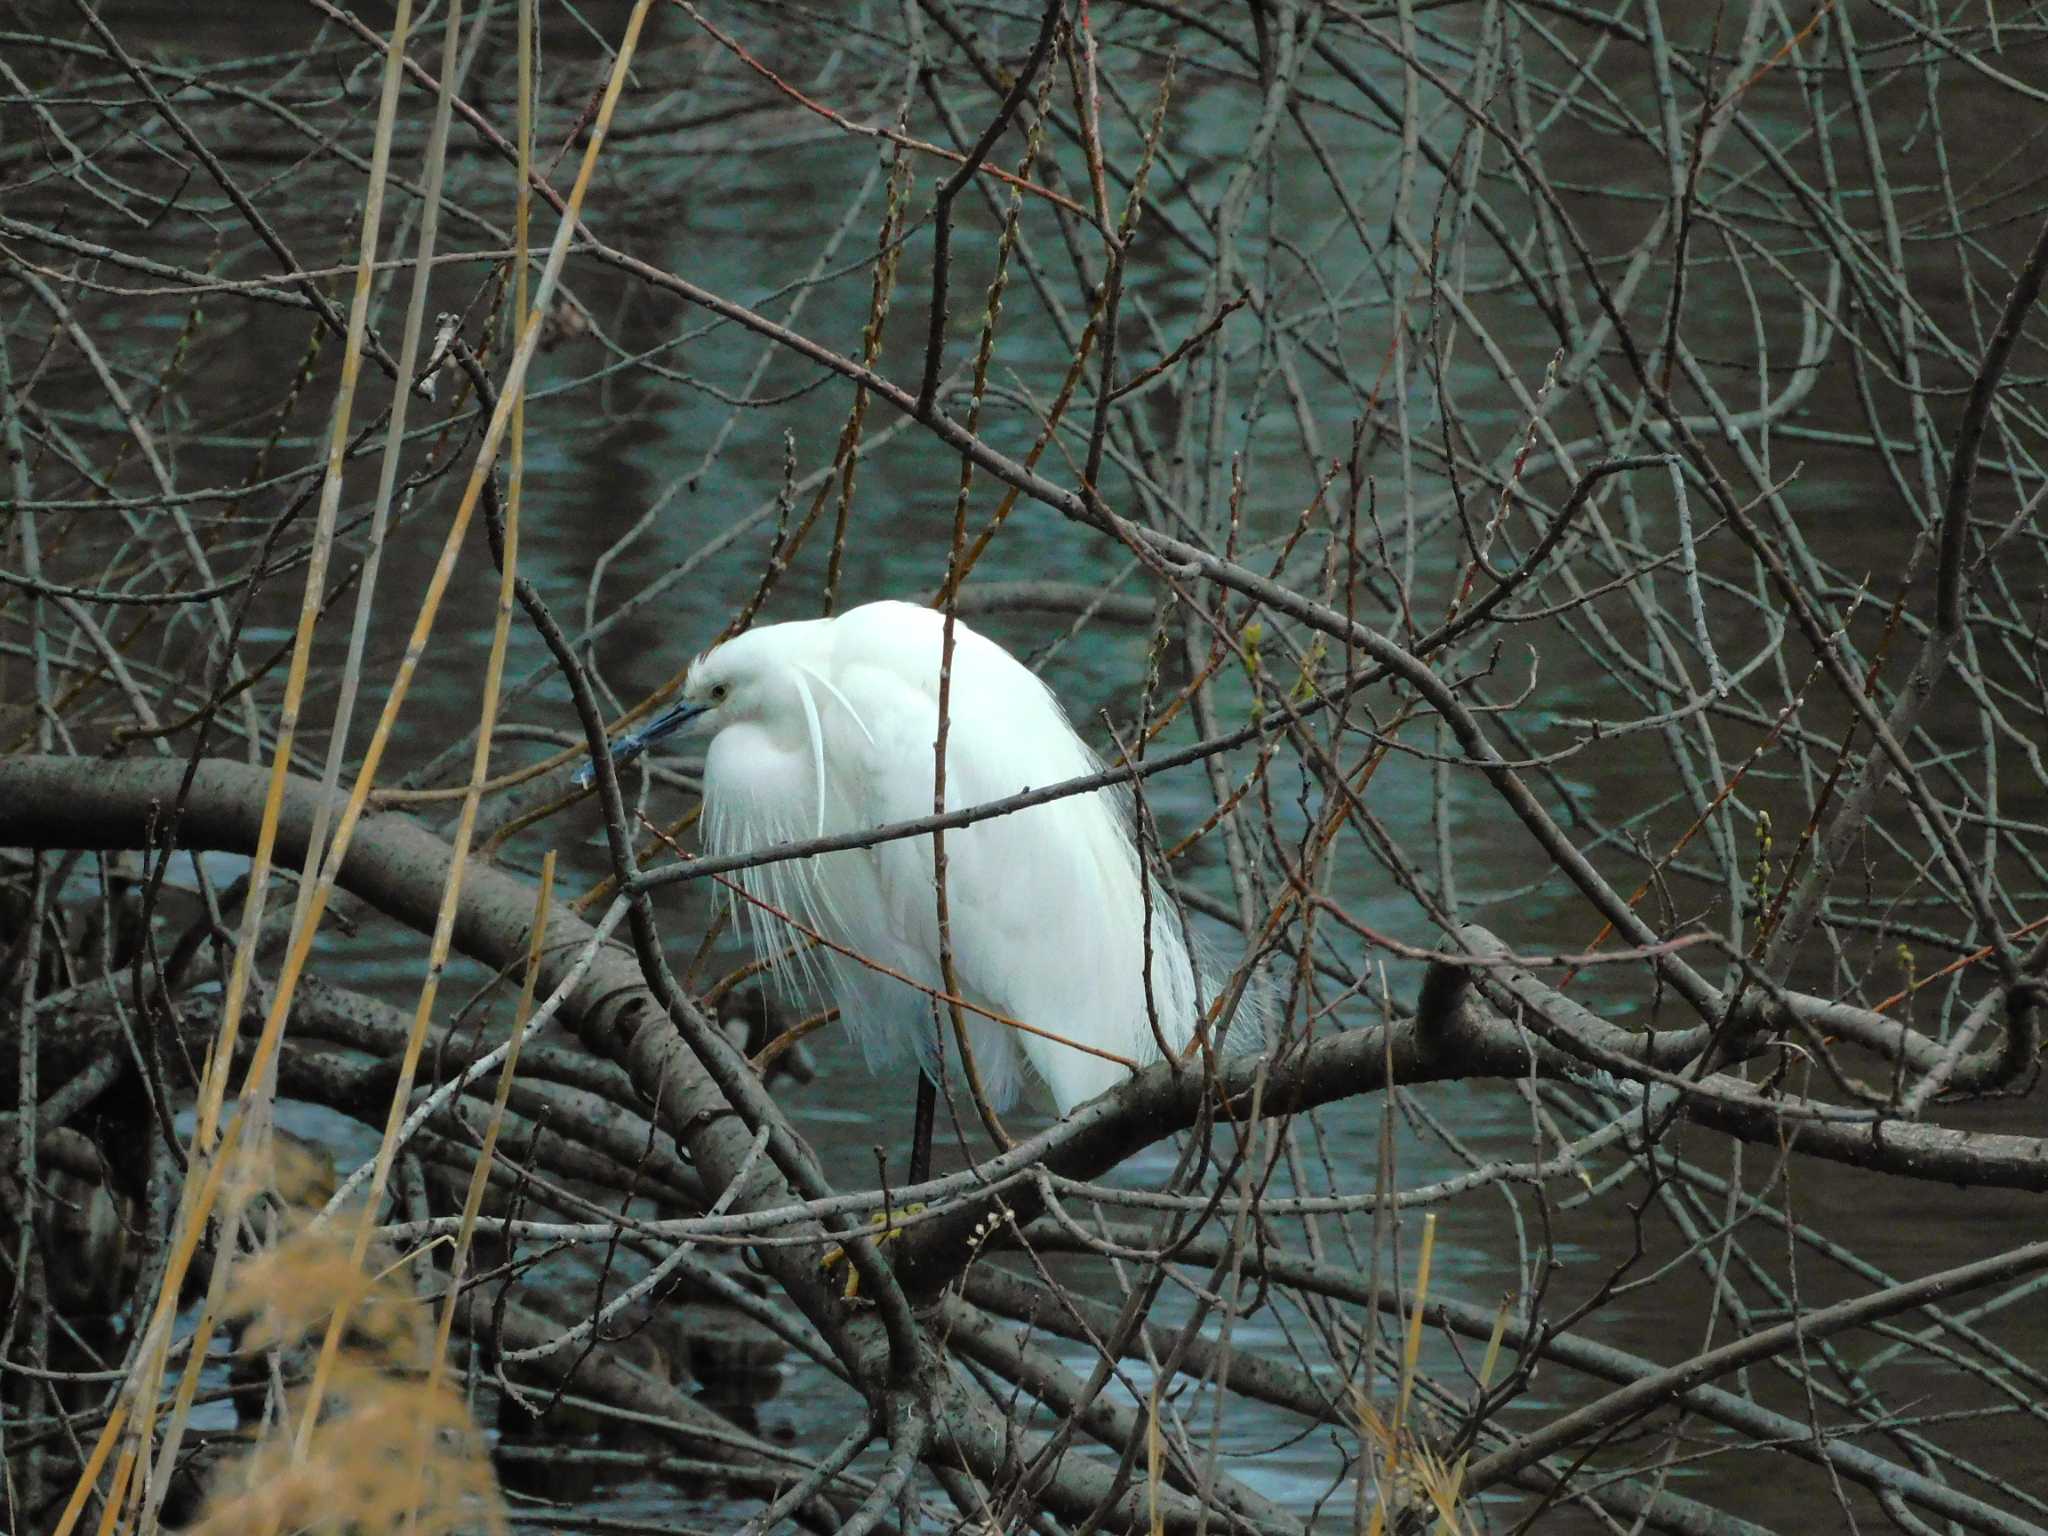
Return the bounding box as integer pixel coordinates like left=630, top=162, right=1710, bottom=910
left=703, top=714, right=826, bottom=850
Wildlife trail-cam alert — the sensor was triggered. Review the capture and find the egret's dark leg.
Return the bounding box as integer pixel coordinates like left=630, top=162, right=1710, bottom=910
left=909, top=1073, right=936, bottom=1187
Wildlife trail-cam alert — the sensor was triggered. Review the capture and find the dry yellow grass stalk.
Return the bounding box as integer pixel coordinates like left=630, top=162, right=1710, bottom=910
left=288, top=0, right=653, bottom=1471
left=1433, top=1298, right=1510, bottom=1535
left=87, top=0, right=418, bottom=1509
left=191, top=0, right=417, bottom=1156
left=56, top=0, right=658, bottom=1525
left=225, top=0, right=655, bottom=1145
left=431, top=855, right=552, bottom=1379
left=54, top=1108, right=248, bottom=1536
left=1354, top=1214, right=1472, bottom=1536
left=1395, top=1212, right=1437, bottom=1430
left=142, top=2, right=479, bottom=1520
left=1145, top=1383, right=1165, bottom=1536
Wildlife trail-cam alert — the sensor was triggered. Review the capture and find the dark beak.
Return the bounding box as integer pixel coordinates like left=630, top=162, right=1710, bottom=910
left=572, top=699, right=709, bottom=790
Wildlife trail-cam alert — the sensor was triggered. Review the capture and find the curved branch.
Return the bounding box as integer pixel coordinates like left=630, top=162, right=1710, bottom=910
left=1, top=757, right=2041, bottom=1311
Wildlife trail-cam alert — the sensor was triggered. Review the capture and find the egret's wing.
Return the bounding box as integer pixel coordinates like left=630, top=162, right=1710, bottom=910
left=808, top=657, right=1018, bottom=1108
left=825, top=604, right=1198, bottom=1112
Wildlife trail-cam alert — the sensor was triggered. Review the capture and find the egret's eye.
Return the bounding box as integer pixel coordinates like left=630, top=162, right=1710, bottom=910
left=710, top=683, right=728, bottom=702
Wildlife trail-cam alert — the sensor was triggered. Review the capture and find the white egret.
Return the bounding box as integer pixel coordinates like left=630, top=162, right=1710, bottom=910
left=580, top=600, right=1214, bottom=1152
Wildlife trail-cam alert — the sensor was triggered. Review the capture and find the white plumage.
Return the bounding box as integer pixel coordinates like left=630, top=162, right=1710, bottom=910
left=604, top=600, right=1206, bottom=1113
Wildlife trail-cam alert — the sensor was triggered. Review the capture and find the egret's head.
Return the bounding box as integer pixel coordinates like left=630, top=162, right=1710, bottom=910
left=677, top=638, right=764, bottom=726
left=572, top=630, right=798, bottom=790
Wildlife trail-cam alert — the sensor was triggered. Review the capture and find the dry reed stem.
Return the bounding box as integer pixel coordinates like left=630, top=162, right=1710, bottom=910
left=418, top=6, right=539, bottom=1443
left=142, top=6, right=477, bottom=1523
left=1146, top=1381, right=1165, bottom=1536
left=223, top=0, right=650, bottom=1174
left=112, top=0, right=418, bottom=1493
left=56, top=1, right=655, bottom=1524
left=408, top=856, right=552, bottom=1534
left=137, top=1178, right=243, bottom=1533
left=430, top=856, right=551, bottom=1378
left=1432, top=1299, right=1509, bottom=1534
left=1352, top=1211, right=1442, bottom=1536
left=52, top=1113, right=247, bottom=1536
left=90, top=1447, right=134, bottom=1536
left=291, top=0, right=601, bottom=1463
left=145, top=7, right=481, bottom=1524
left=190, top=0, right=416, bottom=1157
